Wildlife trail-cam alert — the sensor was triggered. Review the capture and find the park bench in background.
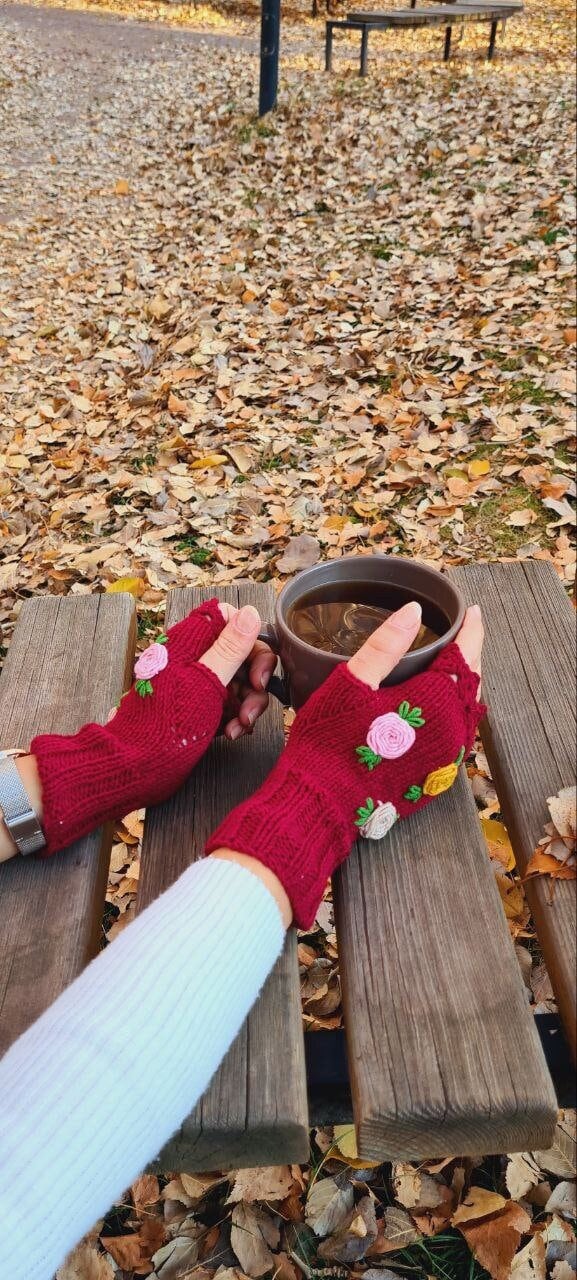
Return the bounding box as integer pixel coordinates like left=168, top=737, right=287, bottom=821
left=325, top=3, right=523, bottom=74
left=0, top=564, right=574, bottom=1168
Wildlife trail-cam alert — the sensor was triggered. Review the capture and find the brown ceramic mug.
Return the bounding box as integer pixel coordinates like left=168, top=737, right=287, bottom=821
left=259, top=554, right=465, bottom=709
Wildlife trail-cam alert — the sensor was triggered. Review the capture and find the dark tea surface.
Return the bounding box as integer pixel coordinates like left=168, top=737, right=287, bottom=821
left=287, top=583, right=444, bottom=658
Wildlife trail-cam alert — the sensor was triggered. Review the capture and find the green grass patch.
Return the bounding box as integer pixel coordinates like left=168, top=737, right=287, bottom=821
left=464, top=484, right=550, bottom=556
left=174, top=534, right=213, bottom=566
left=394, top=1228, right=491, bottom=1280
left=506, top=377, right=560, bottom=406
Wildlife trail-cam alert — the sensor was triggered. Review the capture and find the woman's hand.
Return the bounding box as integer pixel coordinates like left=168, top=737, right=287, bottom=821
left=17, top=600, right=274, bottom=861
left=206, top=603, right=276, bottom=741
left=206, top=601, right=486, bottom=930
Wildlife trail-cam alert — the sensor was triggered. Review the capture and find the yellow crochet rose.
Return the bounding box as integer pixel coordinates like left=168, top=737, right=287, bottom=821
left=423, top=761, right=459, bottom=797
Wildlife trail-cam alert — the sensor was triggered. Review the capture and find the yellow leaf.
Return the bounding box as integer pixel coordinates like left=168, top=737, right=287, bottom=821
left=106, top=577, right=145, bottom=599
left=482, top=819, right=515, bottom=871
left=114, top=178, right=130, bottom=196
left=496, top=875, right=527, bottom=921
left=190, top=454, right=228, bottom=469
left=331, top=1125, right=380, bottom=1169
left=468, top=459, right=491, bottom=480
left=452, top=1188, right=507, bottom=1225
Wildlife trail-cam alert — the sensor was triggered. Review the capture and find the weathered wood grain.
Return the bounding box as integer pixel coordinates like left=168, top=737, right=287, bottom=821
left=455, top=561, right=576, bottom=1061
left=0, top=593, right=136, bottom=1053
left=137, top=583, right=309, bottom=1171
left=333, top=565, right=559, bottom=1161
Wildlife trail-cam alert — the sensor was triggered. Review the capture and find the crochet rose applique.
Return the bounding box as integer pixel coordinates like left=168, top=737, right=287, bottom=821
left=134, top=634, right=168, bottom=697
left=404, top=746, right=466, bottom=802
left=355, top=798, right=399, bottom=840
left=355, top=701, right=425, bottom=771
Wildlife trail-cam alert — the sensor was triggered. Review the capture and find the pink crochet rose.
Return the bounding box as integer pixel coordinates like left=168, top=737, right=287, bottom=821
left=134, top=642, right=169, bottom=681
left=366, top=711, right=415, bottom=760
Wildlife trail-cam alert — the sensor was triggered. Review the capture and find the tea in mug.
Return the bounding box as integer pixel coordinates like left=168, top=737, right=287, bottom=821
left=287, top=583, right=444, bottom=659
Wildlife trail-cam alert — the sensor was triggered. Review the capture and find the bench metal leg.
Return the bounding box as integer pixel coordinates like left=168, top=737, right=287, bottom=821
left=487, top=18, right=498, bottom=58
left=443, top=24, right=452, bottom=60
left=360, top=24, right=369, bottom=75
left=325, top=21, right=334, bottom=70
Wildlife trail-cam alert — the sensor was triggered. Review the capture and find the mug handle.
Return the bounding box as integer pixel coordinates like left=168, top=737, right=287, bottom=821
left=257, top=623, right=280, bottom=652
left=256, top=622, right=290, bottom=706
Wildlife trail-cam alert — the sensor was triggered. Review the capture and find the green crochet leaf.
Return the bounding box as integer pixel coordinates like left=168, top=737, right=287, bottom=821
left=355, top=745, right=382, bottom=771
left=355, top=797, right=375, bottom=827
left=398, top=700, right=425, bottom=728
left=404, top=784, right=423, bottom=803
left=455, top=746, right=465, bottom=766
left=135, top=679, right=153, bottom=697
left=157, top=633, right=168, bottom=645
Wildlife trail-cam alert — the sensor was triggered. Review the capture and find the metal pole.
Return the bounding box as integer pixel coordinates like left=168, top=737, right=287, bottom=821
left=259, top=0, right=281, bottom=117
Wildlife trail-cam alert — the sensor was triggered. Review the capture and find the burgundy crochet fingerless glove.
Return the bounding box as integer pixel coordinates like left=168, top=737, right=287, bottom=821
left=31, top=599, right=228, bottom=857
left=207, top=644, right=485, bottom=928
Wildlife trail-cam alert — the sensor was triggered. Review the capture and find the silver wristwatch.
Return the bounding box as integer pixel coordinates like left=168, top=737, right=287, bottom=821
left=0, top=750, right=46, bottom=856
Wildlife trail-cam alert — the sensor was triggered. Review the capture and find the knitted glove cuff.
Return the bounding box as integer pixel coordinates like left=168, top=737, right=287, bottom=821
left=207, top=645, right=485, bottom=929
left=31, top=600, right=229, bottom=858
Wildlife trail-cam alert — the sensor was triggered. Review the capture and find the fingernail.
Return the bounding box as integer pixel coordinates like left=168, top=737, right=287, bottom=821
left=247, top=708, right=258, bottom=726
left=230, top=724, right=243, bottom=740
left=261, top=670, right=271, bottom=689
left=389, top=600, right=422, bottom=630
left=234, top=605, right=260, bottom=635
left=469, top=604, right=481, bottom=619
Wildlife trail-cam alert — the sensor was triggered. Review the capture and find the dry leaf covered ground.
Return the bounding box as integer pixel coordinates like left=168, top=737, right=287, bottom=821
left=0, top=0, right=575, bottom=1277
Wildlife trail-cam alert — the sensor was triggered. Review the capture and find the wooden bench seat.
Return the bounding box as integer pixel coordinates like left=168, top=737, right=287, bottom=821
left=0, top=563, right=573, bottom=1169
left=325, top=2, right=523, bottom=74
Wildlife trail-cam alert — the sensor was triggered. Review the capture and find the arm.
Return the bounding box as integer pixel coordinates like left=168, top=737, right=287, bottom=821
left=0, top=854, right=288, bottom=1280
left=0, top=604, right=483, bottom=1280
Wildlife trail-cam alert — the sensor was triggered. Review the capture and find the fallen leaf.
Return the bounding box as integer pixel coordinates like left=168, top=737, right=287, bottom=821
left=106, top=576, right=145, bottom=598
left=57, top=1244, right=114, bottom=1280
left=452, top=1187, right=508, bottom=1225
left=454, top=1199, right=531, bottom=1280
left=230, top=1202, right=279, bottom=1276
left=317, top=1194, right=378, bottom=1263
left=190, top=453, right=229, bottom=469
left=545, top=1181, right=577, bottom=1220
left=552, top=1263, right=577, bottom=1280
left=131, top=1173, right=160, bottom=1212
left=227, top=1167, right=295, bottom=1204
left=534, top=1111, right=575, bottom=1177
left=505, top=1152, right=542, bottom=1200
left=276, top=534, right=320, bottom=575
left=104, top=1236, right=142, bottom=1269
left=468, top=459, right=491, bottom=479
left=482, top=819, right=516, bottom=870
left=114, top=178, right=130, bottom=195
left=305, top=1177, right=354, bottom=1238
left=510, top=1232, right=547, bottom=1280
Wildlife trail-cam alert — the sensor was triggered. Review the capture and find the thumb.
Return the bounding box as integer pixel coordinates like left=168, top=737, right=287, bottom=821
left=347, top=600, right=423, bottom=690
left=198, top=605, right=261, bottom=687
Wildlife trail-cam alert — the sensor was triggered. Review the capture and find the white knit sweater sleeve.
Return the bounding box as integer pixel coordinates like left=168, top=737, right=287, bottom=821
left=0, top=857, right=285, bottom=1280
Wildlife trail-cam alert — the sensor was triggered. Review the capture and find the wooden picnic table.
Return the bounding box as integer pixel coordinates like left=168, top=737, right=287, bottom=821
left=325, top=2, right=523, bottom=73
left=0, top=562, right=574, bottom=1167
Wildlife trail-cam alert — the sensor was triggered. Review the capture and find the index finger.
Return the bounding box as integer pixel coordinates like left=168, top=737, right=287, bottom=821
left=247, top=638, right=277, bottom=691
left=347, top=600, right=423, bottom=690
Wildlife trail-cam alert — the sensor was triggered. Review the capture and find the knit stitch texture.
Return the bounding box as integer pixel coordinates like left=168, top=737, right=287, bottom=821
left=31, top=598, right=227, bottom=856
left=207, top=644, right=485, bottom=928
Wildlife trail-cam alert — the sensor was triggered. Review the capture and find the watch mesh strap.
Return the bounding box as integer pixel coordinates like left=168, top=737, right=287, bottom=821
left=0, top=756, right=46, bottom=856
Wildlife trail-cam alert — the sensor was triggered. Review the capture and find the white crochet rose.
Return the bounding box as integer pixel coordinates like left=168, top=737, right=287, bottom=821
left=359, top=800, right=398, bottom=840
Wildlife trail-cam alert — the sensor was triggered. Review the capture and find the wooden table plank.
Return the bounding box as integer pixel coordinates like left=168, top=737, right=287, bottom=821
left=0, top=594, right=136, bottom=1053
left=137, top=584, right=309, bottom=1171
left=348, top=6, right=518, bottom=21
left=455, top=562, right=576, bottom=1062
left=333, top=588, right=558, bottom=1159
